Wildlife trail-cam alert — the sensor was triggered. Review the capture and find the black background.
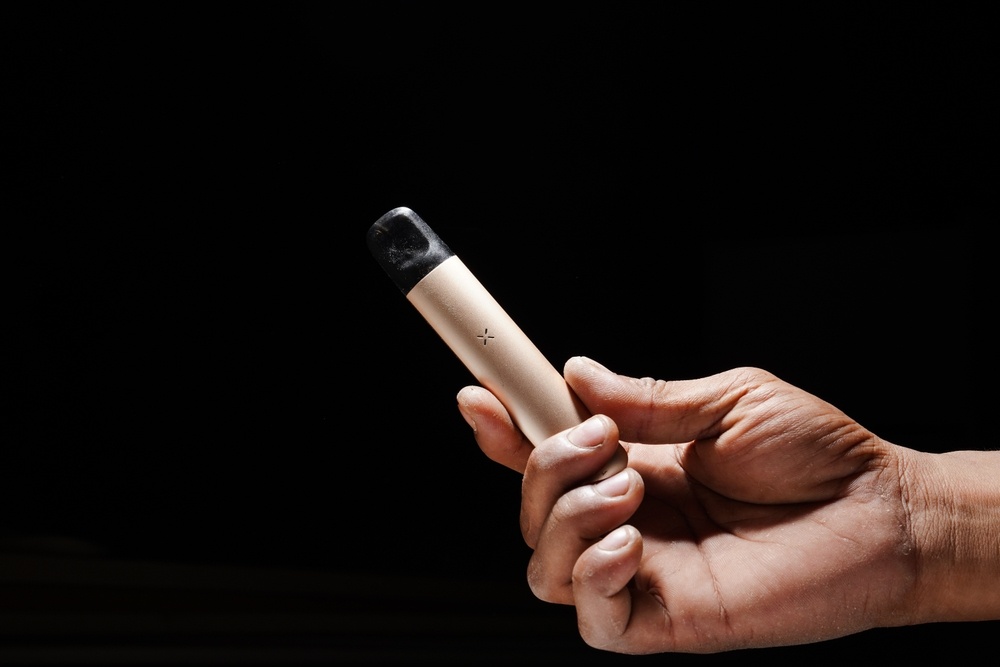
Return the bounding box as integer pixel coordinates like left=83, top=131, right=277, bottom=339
left=2, top=3, right=992, bottom=664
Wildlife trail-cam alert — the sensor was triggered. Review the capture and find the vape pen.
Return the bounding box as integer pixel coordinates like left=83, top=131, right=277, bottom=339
left=367, top=207, right=626, bottom=480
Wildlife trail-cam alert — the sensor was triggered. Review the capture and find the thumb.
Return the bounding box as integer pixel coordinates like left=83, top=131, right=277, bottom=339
left=563, top=357, right=762, bottom=445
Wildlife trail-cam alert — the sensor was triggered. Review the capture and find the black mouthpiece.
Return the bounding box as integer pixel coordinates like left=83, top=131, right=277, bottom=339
left=367, top=207, right=455, bottom=294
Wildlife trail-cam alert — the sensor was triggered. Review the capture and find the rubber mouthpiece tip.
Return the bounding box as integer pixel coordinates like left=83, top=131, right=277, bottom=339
left=367, top=207, right=455, bottom=294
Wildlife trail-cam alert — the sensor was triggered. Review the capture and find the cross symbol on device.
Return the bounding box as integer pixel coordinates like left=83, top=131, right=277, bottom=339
left=477, top=328, right=495, bottom=346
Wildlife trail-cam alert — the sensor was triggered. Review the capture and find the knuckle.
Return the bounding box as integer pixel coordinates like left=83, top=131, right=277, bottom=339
left=526, top=556, right=569, bottom=604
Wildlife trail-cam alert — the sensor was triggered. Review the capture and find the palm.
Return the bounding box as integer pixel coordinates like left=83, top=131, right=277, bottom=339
left=619, top=436, right=913, bottom=649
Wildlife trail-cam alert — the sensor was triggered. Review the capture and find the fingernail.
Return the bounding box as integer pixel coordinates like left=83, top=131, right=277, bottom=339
left=594, top=470, right=629, bottom=497
left=568, top=415, right=606, bottom=448
left=598, top=526, right=632, bottom=552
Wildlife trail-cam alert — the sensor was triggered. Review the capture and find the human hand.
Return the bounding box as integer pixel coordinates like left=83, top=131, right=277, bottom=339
left=457, top=357, right=923, bottom=653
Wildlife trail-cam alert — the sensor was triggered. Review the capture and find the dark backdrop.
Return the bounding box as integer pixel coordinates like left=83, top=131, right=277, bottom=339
left=3, top=4, right=990, bottom=664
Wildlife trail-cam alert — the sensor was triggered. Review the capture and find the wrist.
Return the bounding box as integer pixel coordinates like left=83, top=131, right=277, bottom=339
left=900, top=447, right=1000, bottom=623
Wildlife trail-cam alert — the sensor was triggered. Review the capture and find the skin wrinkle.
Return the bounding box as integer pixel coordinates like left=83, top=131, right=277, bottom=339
left=669, top=445, right=738, bottom=643
left=712, top=392, right=792, bottom=460
left=865, top=442, right=921, bottom=617
left=894, top=447, right=922, bottom=616
left=703, top=370, right=758, bottom=439
left=636, top=375, right=671, bottom=438
left=811, top=508, right=867, bottom=547
left=606, top=580, right=634, bottom=641
left=901, top=451, right=961, bottom=623
left=702, top=531, right=736, bottom=640
left=860, top=586, right=874, bottom=622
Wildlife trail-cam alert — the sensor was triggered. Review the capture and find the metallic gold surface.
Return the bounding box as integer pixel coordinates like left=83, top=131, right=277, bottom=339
left=408, top=256, right=627, bottom=480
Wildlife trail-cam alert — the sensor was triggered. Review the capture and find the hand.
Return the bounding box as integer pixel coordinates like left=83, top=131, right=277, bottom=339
left=457, top=357, right=922, bottom=653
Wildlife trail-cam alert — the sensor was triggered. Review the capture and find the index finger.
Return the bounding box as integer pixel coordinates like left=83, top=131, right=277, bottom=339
left=457, top=385, right=533, bottom=473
